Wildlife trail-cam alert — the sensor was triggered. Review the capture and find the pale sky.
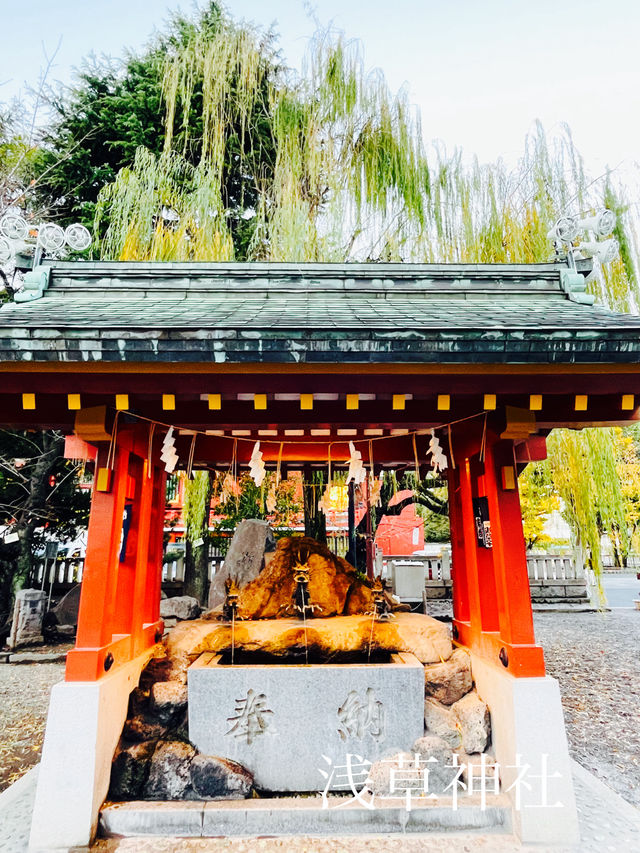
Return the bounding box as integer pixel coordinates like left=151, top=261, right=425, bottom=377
left=1, top=0, right=639, bottom=180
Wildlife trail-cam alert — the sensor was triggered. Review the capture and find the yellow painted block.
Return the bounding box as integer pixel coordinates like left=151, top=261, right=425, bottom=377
left=162, top=394, right=176, bottom=411
left=501, top=466, right=516, bottom=490
left=483, top=394, right=496, bottom=410
left=95, top=468, right=112, bottom=492
left=208, top=394, right=222, bottom=410
left=574, top=395, right=588, bottom=411
left=622, top=394, right=635, bottom=411
left=300, top=394, right=314, bottom=410
left=67, top=394, right=81, bottom=411
left=346, top=394, right=359, bottom=410
left=437, top=394, right=450, bottom=411
left=392, top=394, right=406, bottom=410
left=254, top=394, right=267, bottom=410
left=22, top=393, right=36, bottom=410
left=115, top=394, right=129, bottom=410
left=529, top=394, right=542, bottom=411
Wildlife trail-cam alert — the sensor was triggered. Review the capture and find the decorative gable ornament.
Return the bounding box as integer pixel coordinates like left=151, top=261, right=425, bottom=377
left=160, top=427, right=179, bottom=473
left=345, top=441, right=366, bottom=485
left=249, top=441, right=266, bottom=486
left=427, top=429, right=448, bottom=474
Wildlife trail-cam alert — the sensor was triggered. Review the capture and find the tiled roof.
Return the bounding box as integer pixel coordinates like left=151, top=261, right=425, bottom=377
left=1, top=260, right=640, bottom=363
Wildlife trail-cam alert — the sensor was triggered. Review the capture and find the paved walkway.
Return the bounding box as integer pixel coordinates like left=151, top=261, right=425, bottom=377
left=0, top=759, right=638, bottom=852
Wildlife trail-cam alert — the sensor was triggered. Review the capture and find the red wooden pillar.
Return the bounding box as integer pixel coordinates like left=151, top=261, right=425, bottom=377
left=65, top=426, right=164, bottom=681
left=482, top=438, right=545, bottom=675
left=450, top=428, right=545, bottom=678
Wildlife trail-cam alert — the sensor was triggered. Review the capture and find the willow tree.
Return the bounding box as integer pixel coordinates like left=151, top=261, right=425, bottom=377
left=95, top=7, right=640, bottom=589
left=417, top=125, right=640, bottom=585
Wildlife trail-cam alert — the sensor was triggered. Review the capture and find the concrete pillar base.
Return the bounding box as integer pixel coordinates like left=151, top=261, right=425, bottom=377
left=470, top=653, right=580, bottom=846
left=28, top=650, right=153, bottom=851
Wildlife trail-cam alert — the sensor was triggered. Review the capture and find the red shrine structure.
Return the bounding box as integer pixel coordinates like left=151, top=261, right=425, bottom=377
left=2, top=258, right=640, bottom=847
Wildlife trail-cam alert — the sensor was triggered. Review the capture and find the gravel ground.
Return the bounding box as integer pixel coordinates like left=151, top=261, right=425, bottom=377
left=534, top=610, right=640, bottom=809
left=91, top=833, right=525, bottom=853
left=0, top=662, right=64, bottom=792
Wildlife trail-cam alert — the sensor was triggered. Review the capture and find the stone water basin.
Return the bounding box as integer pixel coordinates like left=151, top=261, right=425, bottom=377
left=188, top=650, right=425, bottom=792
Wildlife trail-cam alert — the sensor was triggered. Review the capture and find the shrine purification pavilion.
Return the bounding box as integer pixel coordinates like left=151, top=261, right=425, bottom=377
left=2, top=258, right=640, bottom=848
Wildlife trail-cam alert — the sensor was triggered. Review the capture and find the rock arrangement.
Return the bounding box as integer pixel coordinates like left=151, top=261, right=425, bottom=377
left=366, top=646, right=494, bottom=795
left=110, top=636, right=493, bottom=803
left=109, top=531, right=493, bottom=803
left=167, top=612, right=453, bottom=677
left=109, top=656, right=253, bottom=802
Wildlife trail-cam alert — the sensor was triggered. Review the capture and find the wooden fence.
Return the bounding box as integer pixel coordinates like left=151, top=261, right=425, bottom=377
left=30, top=545, right=635, bottom=603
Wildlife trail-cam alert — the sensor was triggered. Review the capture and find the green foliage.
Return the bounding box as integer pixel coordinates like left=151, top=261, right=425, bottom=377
left=95, top=10, right=431, bottom=264
left=518, top=462, right=561, bottom=550
left=0, top=429, right=90, bottom=622
left=547, top=430, right=628, bottom=588
left=422, top=510, right=450, bottom=543
left=182, top=471, right=211, bottom=543
left=35, top=2, right=276, bottom=257
left=211, top=472, right=302, bottom=555
left=0, top=102, right=40, bottom=215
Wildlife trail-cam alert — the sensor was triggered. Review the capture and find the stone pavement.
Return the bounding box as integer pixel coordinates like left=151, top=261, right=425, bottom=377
left=0, top=759, right=638, bottom=853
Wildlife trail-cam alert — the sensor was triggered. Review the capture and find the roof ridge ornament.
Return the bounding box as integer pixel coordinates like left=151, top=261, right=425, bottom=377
left=13, top=265, right=51, bottom=303
left=559, top=267, right=595, bottom=305
left=548, top=209, right=618, bottom=306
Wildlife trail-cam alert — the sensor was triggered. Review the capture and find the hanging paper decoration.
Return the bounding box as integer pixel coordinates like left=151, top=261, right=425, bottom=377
left=345, top=441, right=366, bottom=485
left=249, top=441, right=266, bottom=486
left=318, top=483, right=332, bottom=514
left=221, top=472, right=241, bottom=503
left=266, top=479, right=277, bottom=513
left=160, top=427, right=179, bottom=473
left=369, top=476, right=382, bottom=507
left=427, top=429, right=448, bottom=474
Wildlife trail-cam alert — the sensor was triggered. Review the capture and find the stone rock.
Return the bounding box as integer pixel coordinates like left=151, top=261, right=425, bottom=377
left=412, top=735, right=459, bottom=794
left=189, top=755, right=253, bottom=799
left=230, top=537, right=371, bottom=620
left=128, top=687, right=150, bottom=717
left=54, top=623, right=76, bottom=639
left=160, top=595, right=201, bottom=621
left=109, top=740, right=156, bottom=800
left=366, top=751, right=415, bottom=796
left=150, top=681, right=188, bottom=726
left=139, top=654, right=186, bottom=690
left=143, top=740, right=197, bottom=800
left=8, top=589, right=46, bottom=649
left=458, top=752, right=499, bottom=786
left=123, top=714, right=167, bottom=744
left=424, top=697, right=462, bottom=749
left=167, top=612, right=452, bottom=678
left=50, top=583, right=81, bottom=627
left=168, top=708, right=191, bottom=743
left=208, top=519, right=276, bottom=610
left=424, top=648, right=472, bottom=705
left=451, top=691, right=491, bottom=754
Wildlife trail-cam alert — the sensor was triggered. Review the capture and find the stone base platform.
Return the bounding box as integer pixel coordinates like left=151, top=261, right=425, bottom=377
left=99, top=794, right=513, bottom=838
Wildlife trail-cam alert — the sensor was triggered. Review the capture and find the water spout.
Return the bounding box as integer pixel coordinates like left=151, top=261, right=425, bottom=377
left=366, top=576, right=394, bottom=663
left=224, top=577, right=240, bottom=665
